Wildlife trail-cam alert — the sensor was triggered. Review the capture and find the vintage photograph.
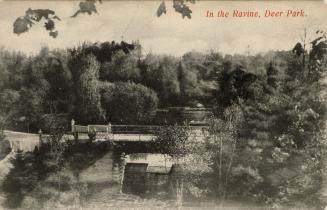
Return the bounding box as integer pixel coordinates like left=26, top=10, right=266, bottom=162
left=0, top=0, right=326, bottom=209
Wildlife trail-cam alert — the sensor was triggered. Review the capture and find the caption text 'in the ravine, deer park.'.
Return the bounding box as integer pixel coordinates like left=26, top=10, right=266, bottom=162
left=205, top=9, right=306, bottom=18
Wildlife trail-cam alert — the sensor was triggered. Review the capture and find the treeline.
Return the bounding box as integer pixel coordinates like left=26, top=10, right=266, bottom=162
left=0, top=38, right=325, bottom=134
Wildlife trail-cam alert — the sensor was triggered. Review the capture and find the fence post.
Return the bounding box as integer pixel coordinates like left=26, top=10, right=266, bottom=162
left=107, top=123, right=111, bottom=141
left=108, top=122, right=112, bottom=134
left=71, top=119, right=75, bottom=133
left=38, top=129, right=43, bottom=146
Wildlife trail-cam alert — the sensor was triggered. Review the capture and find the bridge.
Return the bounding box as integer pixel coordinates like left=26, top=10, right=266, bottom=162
left=1, top=121, right=207, bottom=153
left=71, top=122, right=207, bottom=143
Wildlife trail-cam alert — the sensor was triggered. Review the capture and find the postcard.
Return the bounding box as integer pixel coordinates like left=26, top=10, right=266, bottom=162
left=0, top=0, right=326, bottom=209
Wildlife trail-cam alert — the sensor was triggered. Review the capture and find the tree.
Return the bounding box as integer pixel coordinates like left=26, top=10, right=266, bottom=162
left=154, top=124, right=191, bottom=208
left=266, top=62, right=279, bottom=89
left=100, top=49, right=141, bottom=82
left=0, top=48, right=27, bottom=91
left=155, top=124, right=190, bottom=157
left=101, top=81, right=158, bottom=124
left=0, top=89, right=20, bottom=132
left=43, top=123, right=68, bottom=193
left=177, top=61, right=203, bottom=105
left=140, top=54, right=180, bottom=106
left=308, top=30, right=327, bottom=82
left=154, top=123, right=212, bottom=206
left=14, top=52, right=51, bottom=132
left=182, top=51, right=216, bottom=106
left=43, top=49, right=73, bottom=114
left=205, top=105, right=250, bottom=201
left=216, top=63, right=258, bottom=113
left=69, top=48, right=105, bottom=124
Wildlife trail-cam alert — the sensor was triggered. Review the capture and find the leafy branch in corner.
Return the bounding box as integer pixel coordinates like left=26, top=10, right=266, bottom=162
left=12, top=0, right=194, bottom=37
left=71, top=0, right=102, bottom=18
left=13, top=8, right=61, bottom=38
left=157, top=0, right=195, bottom=19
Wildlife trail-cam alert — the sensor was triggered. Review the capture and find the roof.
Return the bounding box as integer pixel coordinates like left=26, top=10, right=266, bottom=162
left=146, top=165, right=171, bottom=174
left=125, top=153, right=173, bottom=175
left=124, top=163, right=148, bottom=173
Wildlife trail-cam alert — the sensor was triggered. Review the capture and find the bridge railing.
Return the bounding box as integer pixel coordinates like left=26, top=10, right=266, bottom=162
left=70, top=120, right=208, bottom=142
left=73, top=124, right=208, bottom=134
left=88, top=125, right=110, bottom=133
left=73, top=125, right=88, bottom=133
left=111, top=125, right=161, bottom=134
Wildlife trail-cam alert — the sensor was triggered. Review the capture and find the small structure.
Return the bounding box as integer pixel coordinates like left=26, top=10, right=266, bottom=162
left=122, top=153, right=173, bottom=198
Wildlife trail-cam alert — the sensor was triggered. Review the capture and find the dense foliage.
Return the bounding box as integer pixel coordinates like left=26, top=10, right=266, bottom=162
left=101, top=81, right=158, bottom=124
left=0, top=40, right=275, bottom=130
left=0, top=33, right=326, bottom=208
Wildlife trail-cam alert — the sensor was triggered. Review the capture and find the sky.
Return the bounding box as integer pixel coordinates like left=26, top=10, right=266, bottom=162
left=0, top=0, right=326, bottom=56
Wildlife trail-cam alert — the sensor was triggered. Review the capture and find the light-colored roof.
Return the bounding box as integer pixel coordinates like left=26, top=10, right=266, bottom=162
left=146, top=165, right=171, bottom=174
